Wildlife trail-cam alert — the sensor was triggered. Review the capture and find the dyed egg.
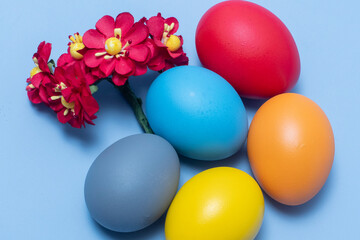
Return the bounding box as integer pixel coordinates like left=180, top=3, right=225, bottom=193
left=165, top=167, right=264, bottom=240
left=146, top=66, right=248, bottom=160
left=84, top=134, right=180, bottom=232
left=247, top=93, right=335, bottom=206
left=196, top=0, right=300, bottom=98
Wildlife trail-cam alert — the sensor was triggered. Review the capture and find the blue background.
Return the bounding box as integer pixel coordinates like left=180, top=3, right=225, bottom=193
left=0, top=0, right=359, bottom=239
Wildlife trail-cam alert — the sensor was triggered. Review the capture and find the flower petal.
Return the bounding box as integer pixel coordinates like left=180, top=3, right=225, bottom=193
left=115, top=12, right=134, bottom=36
left=49, top=100, right=63, bottom=112
left=153, top=38, right=166, bottom=48
left=84, top=50, right=104, bottom=68
left=41, top=74, right=53, bottom=86
left=123, top=21, right=149, bottom=46
left=57, top=53, right=74, bottom=67
left=80, top=95, right=99, bottom=116
left=134, top=63, right=147, bottom=76
left=73, top=61, right=86, bottom=79
left=145, top=39, right=157, bottom=58
left=53, top=66, right=66, bottom=84
left=99, top=58, right=116, bottom=77
left=115, top=57, right=135, bottom=76
left=167, top=54, right=189, bottom=68
left=168, top=47, right=184, bottom=59
left=173, top=54, right=189, bottom=66
left=62, top=66, right=76, bottom=86
left=38, top=86, right=50, bottom=105
left=90, top=67, right=106, bottom=80
left=166, top=35, right=184, bottom=58
left=38, top=42, right=52, bottom=62
left=112, top=73, right=128, bottom=86
left=57, top=108, right=73, bottom=124
left=148, top=52, right=166, bottom=71
left=164, top=61, right=175, bottom=71
left=37, top=41, right=45, bottom=53
left=85, top=72, right=97, bottom=85
left=38, top=57, right=50, bottom=73
left=147, top=14, right=164, bottom=39
left=84, top=113, right=96, bottom=125
left=27, top=89, right=42, bottom=104
left=69, top=118, right=82, bottom=128
left=96, top=15, right=115, bottom=38
left=31, top=73, right=44, bottom=88
left=165, top=17, right=179, bottom=35
left=83, top=29, right=106, bottom=49
left=128, top=44, right=150, bottom=63
left=61, top=87, right=73, bottom=102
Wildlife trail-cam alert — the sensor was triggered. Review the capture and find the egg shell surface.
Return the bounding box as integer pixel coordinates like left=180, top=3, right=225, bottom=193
left=84, top=134, right=180, bottom=232
left=196, top=0, right=300, bottom=98
left=247, top=93, right=335, bottom=205
left=146, top=66, right=248, bottom=160
left=165, top=167, right=264, bottom=240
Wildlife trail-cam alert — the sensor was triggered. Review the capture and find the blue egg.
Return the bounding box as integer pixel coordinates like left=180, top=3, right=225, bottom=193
left=84, top=134, right=180, bottom=232
left=146, top=66, right=248, bottom=160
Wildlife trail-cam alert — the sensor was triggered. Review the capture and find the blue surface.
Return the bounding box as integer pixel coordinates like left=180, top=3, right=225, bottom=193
left=146, top=66, right=248, bottom=160
left=0, top=0, right=359, bottom=239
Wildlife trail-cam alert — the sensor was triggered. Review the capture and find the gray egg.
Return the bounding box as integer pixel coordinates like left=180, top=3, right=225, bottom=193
left=84, top=133, right=180, bottom=232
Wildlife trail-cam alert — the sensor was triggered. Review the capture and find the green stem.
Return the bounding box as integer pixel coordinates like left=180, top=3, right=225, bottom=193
left=107, top=79, right=154, bottom=134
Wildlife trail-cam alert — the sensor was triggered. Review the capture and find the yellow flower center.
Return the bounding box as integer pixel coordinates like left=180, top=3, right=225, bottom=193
left=70, top=43, right=85, bottom=60
left=61, top=96, right=75, bottom=109
left=166, top=35, right=181, bottom=52
left=162, top=23, right=181, bottom=52
left=30, top=66, right=42, bottom=78
left=69, top=33, right=85, bottom=60
left=105, top=37, right=122, bottom=56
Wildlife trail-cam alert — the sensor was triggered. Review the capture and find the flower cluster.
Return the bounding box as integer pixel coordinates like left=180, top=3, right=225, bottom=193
left=26, top=12, right=189, bottom=128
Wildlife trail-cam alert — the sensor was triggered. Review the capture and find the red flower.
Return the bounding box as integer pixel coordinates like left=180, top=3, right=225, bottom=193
left=146, top=13, right=189, bottom=71
left=58, top=33, right=86, bottom=67
left=83, top=13, right=151, bottom=86
left=49, top=62, right=99, bottom=128
left=57, top=33, right=101, bottom=84
left=26, top=41, right=56, bottom=105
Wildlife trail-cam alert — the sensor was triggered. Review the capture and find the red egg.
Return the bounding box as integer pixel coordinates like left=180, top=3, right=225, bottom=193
left=196, top=0, right=301, bottom=98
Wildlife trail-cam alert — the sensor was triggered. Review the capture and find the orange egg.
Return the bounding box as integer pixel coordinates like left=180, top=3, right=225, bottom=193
left=247, top=93, right=334, bottom=206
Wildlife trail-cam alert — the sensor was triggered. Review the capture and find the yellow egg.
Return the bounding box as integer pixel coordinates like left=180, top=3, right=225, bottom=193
left=165, top=167, right=264, bottom=240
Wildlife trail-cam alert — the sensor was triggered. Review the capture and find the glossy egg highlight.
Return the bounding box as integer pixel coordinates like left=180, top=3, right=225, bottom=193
left=84, top=134, right=180, bottom=232
left=165, top=167, right=264, bottom=240
left=247, top=93, right=335, bottom=205
left=196, top=0, right=300, bottom=98
left=146, top=66, right=248, bottom=160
